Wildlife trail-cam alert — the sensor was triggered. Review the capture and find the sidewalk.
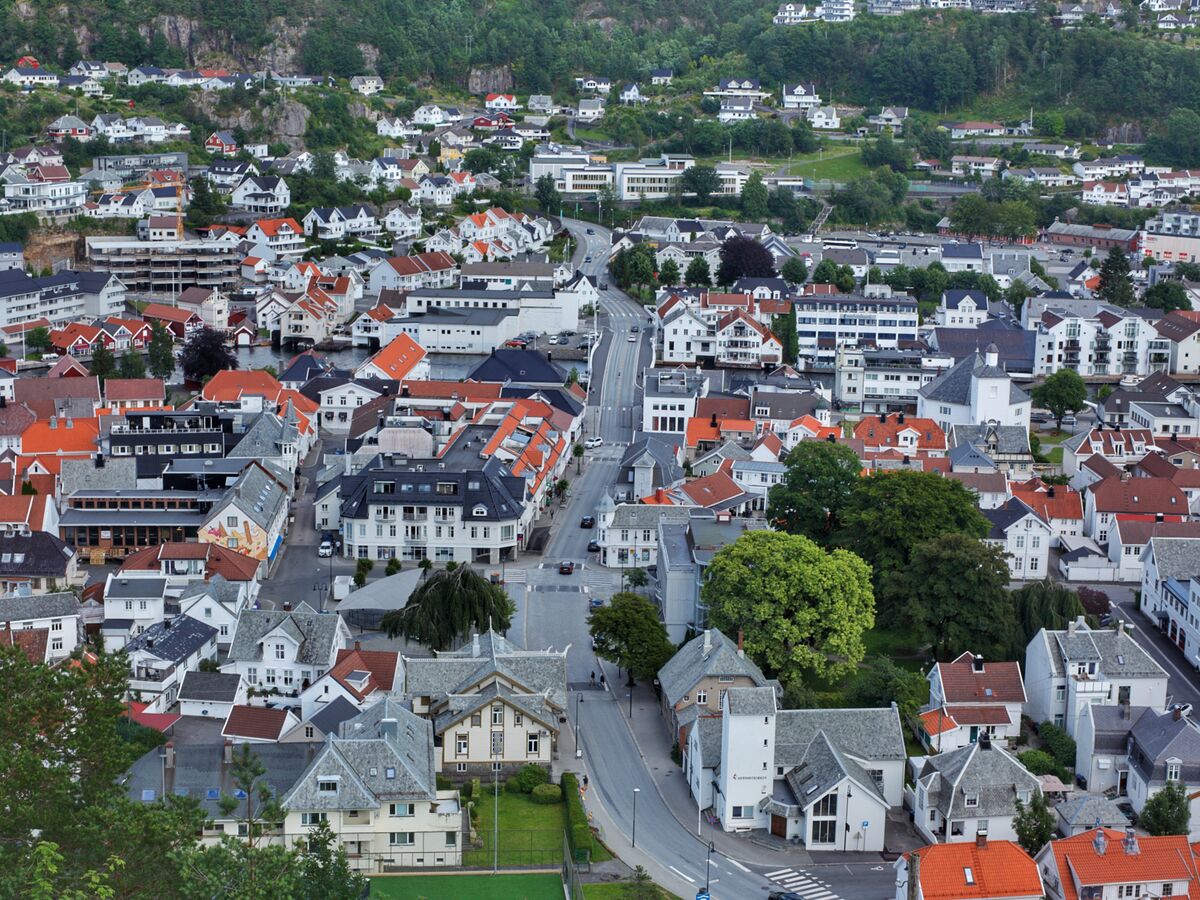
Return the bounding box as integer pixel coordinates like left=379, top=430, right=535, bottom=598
left=594, top=660, right=815, bottom=869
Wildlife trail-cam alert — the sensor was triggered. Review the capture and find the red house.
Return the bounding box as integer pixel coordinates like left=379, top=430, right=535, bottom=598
left=142, top=303, right=203, bottom=339
left=51, top=322, right=114, bottom=357
left=17, top=56, right=40, bottom=69
left=204, top=131, right=239, bottom=155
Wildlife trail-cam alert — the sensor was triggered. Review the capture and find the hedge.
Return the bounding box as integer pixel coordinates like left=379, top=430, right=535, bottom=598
left=1038, top=721, right=1077, bottom=771
left=562, top=773, right=592, bottom=852
left=531, top=783, right=563, bottom=804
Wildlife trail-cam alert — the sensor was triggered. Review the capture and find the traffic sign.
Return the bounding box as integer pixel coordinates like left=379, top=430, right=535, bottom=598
left=695, top=893, right=710, bottom=900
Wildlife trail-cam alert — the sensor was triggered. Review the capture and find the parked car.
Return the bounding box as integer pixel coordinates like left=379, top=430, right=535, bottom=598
left=627, top=333, right=637, bottom=342
left=584, top=255, right=592, bottom=263
left=584, top=437, right=603, bottom=449
left=599, top=281, right=608, bottom=290
left=505, top=338, right=527, bottom=348
left=587, top=540, right=600, bottom=552
left=559, top=560, right=575, bottom=574
left=586, top=228, right=595, bottom=234
left=580, top=515, right=596, bottom=528
left=631, top=325, right=639, bottom=333
left=589, top=597, right=604, bottom=609
left=317, top=540, right=333, bottom=558
left=548, top=335, right=561, bottom=345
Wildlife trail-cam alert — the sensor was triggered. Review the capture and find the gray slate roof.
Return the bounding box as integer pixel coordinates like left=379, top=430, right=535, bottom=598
left=178, top=670, right=242, bottom=702
left=1055, top=794, right=1130, bottom=828
left=1147, top=537, right=1200, bottom=581
left=282, top=698, right=437, bottom=810
left=949, top=423, right=1031, bottom=456
left=403, top=630, right=568, bottom=711
left=61, top=456, right=137, bottom=495
left=657, top=628, right=770, bottom=707
left=0, top=591, right=80, bottom=623
left=307, top=695, right=361, bottom=737
left=125, top=615, right=216, bottom=662
left=226, top=603, right=344, bottom=667
left=1037, top=621, right=1167, bottom=679
left=211, top=462, right=289, bottom=532
left=726, top=685, right=777, bottom=716
left=774, top=707, right=906, bottom=768
left=916, top=741, right=1039, bottom=820
left=786, top=730, right=887, bottom=808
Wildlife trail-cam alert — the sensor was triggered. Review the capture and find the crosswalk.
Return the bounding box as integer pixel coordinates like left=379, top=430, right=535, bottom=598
left=763, top=868, right=844, bottom=900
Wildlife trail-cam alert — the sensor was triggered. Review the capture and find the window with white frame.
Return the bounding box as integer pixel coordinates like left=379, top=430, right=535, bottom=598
left=389, top=832, right=414, bottom=846
left=527, top=733, right=540, bottom=755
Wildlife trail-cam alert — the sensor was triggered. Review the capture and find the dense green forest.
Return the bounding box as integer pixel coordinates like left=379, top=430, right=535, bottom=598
left=0, top=0, right=1198, bottom=128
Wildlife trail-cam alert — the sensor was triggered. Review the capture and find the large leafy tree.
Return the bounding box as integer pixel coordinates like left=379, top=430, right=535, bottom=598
left=1140, top=780, right=1191, bottom=836
left=767, top=440, right=861, bottom=541
left=890, top=534, right=1014, bottom=660
left=658, top=258, right=681, bottom=287
left=715, top=235, right=775, bottom=286
left=681, top=165, right=721, bottom=203
left=89, top=343, right=116, bottom=384
left=179, top=327, right=236, bottom=383
left=684, top=256, right=711, bottom=287
left=836, top=471, right=989, bottom=616
left=381, top=565, right=515, bottom=651
left=701, top=530, right=874, bottom=685
left=1031, top=368, right=1087, bottom=430
left=118, top=351, right=146, bottom=380
left=740, top=171, right=770, bottom=220
left=588, top=591, right=675, bottom=681
left=1013, top=792, right=1056, bottom=856
left=533, top=174, right=560, bottom=213
left=781, top=256, right=808, bottom=286
left=845, top=657, right=928, bottom=721
left=1143, top=280, right=1190, bottom=312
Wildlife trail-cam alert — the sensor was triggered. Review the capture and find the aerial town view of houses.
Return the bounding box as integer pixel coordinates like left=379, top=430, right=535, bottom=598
left=15, top=2, right=1200, bottom=900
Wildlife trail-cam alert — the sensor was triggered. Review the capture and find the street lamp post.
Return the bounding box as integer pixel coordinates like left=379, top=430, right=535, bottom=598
left=575, top=692, right=583, bottom=759
left=628, top=674, right=635, bottom=719
left=631, top=787, right=640, bottom=849
left=705, top=841, right=715, bottom=893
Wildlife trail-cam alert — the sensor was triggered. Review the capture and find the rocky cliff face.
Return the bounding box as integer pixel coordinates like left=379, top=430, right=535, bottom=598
left=468, top=65, right=514, bottom=95
left=195, top=94, right=311, bottom=149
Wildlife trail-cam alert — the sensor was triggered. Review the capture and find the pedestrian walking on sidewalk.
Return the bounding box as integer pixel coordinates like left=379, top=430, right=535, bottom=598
left=590, top=671, right=596, bottom=686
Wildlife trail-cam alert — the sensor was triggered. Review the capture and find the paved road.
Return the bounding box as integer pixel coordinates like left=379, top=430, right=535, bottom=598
left=1114, top=599, right=1200, bottom=710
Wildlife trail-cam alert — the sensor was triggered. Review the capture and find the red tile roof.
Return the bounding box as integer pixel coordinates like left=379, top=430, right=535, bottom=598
left=328, top=647, right=401, bottom=701
left=201, top=369, right=284, bottom=404
left=854, top=414, right=946, bottom=452
left=1048, top=829, right=1200, bottom=900
left=221, top=705, right=293, bottom=741
left=907, top=839, right=1042, bottom=900
left=934, top=651, right=1026, bottom=704
left=1010, top=480, right=1084, bottom=522
left=105, top=378, right=165, bottom=402
left=21, top=417, right=99, bottom=454
left=1088, top=475, right=1187, bottom=514
left=679, top=471, right=746, bottom=508
left=0, top=624, right=48, bottom=663
left=360, top=334, right=427, bottom=380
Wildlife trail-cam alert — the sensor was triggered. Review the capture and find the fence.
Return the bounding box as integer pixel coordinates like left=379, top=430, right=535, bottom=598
left=562, top=831, right=586, bottom=900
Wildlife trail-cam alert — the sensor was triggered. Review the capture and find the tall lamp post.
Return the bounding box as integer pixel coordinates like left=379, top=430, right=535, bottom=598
left=705, top=841, right=715, bottom=893
left=631, top=787, right=641, bottom=849
left=575, top=692, right=583, bottom=759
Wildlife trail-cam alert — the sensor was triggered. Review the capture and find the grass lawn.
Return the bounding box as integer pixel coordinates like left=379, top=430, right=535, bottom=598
left=370, top=873, right=563, bottom=899
left=784, top=148, right=870, bottom=183
left=465, top=789, right=566, bottom=868
left=574, top=126, right=612, bottom=142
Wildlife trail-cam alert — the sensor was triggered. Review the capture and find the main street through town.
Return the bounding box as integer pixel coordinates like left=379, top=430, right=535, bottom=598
left=502, top=219, right=896, bottom=900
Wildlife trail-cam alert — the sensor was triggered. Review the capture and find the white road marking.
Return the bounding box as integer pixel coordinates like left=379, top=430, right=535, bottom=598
left=765, top=868, right=793, bottom=878
left=668, top=866, right=695, bottom=883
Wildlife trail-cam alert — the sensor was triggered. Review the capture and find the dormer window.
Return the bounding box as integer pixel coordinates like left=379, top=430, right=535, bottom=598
left=473, top=504, right=488, bottom=517
left=318, top=779, right=338, bottom=793
left=964, top=793, right=979, bottom=808
left=1168, top=760, right=1182, bottom=782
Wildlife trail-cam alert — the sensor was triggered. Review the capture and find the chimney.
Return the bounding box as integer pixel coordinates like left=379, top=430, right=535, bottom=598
left=1123, top=827, right=1139, bottom=855
left=1047, top=486, right=1055, bottom=498
left=354, top=640, right=362, bottom=651
left=164, top=741, right=175, bottom=769
left=897, top=412, right=905, bottom=424
left=710, top=412, right=718, bottom=427
left=737, top=629, right=745, bottom=659
left=48, top=417, right=57, bottom=429
left=223, top=739, right=233, bottom=764
left=1116, top=619, right=1126, bottom=635
left=978, top=732, right=992, bottom=750
left=702, top=629, right=712, bottom=657
left=655, top=487, right=666, bottom=503
left=972, top=654, right=985, bottom=673
left=380, top=717, right=398, bottom=738
left=1068, top=618, right=1078, bottom=635
left=1094, top=829, right=1108, bottom=855
left=975, top=830, right=987, bottom=850
left=95, top=453, right=105, bottom=469
left=472, top=632, right=480, bottom=656
left=878, top=413, right=887, bottom=423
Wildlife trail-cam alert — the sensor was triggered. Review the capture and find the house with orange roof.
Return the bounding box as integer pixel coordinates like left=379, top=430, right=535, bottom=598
left=920, top=652, right=1027, bottom=753
left=20, top=415, right=98, bottom=457
left=783, top=414, right=841, bottom=447
left=299, top=642, right=402, bottom=718
left=120, top=541, right=261, bottom=594
left=895, top=838, right=1043, bottom=900
left=355, top=333, right=430, bottom=382
left=245, top=217, right=306, bottom=259
left=50, top=321, right=113, bottom=357
left=104, top=378, right=165, bottom=412
left=684, top=415, right=757, bottom=455
left=1036, top=828, right=1200, bottom=900
left=1009, top=478, right=1084, bottom=546
left=855, top=412, right=947, bottom=457
left=201, top=369, right=286, bottom=410
left=352, top=302, right=397, bottom=348
left=280, top=289, right=340, bottom=346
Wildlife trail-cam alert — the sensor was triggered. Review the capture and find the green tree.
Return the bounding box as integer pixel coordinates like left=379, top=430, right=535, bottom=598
left=684, top=256, right=711, bottom=287
left=117, top=352, right=146, bottom=380
left=380, top=566, right=515, bottom=651
left=534, top=174, right=560, bottom=213
left=781, top=256, right=808, bottom=286
left=845, top=658, right=928, bottom=721
left=860, top=134, right=909, bottom=172
left=89, top=343, right=116, bottom=384
left=658, top=258, right=680, bottom=287
left=681, top=165, right=721, bottom=203
left=1013, top=792, right=1056, bottom=856
left=418, top=557, right=433, bottom=579
left=767, top=441, right=861, bottom=541
left=179, top=327, right=236, bottom=383
left=25, top=325, right=51, bottom=355
left=1032, top=368, right=1088, bottom=430
left=626, top=865, right=659, bottom=900
left=1140, top=780, right=1191, bottom=836
left=1009, top=580, right=1086, bottom=657
left=573, top=442, right=584, bottom=474
left=385, top=557, right=402, bottom=576
left=147, top=323, right=175, bottom=381
left=1016, top=749, right=1060, bottom=777
left=1144, top=280, right=1190, bottom=312
left=296, top=819, right=368, bottom=900
left=811, top=258, right=840, bottom=284
left=1096, top=246, right=1135, bottom=307
left=588, top=591, right=675, bottom=681
left=741, top=171, right=770, bottom=220
left=837, top=470, right=989, bottom=603
left=701, top=530, right=875, bottom=686
left=626, top=567, right=649, bottom=589
left=891, top=534, right=1014, bottom=660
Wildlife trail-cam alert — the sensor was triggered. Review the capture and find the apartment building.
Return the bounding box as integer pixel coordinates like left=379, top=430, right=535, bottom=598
left=794, top=288, right=919, bottom=369
left=85, top=237, right=241, bottom=292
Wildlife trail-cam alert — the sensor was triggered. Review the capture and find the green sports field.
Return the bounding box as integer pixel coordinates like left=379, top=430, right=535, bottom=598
left=369, top=873, right=563, bottom=899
